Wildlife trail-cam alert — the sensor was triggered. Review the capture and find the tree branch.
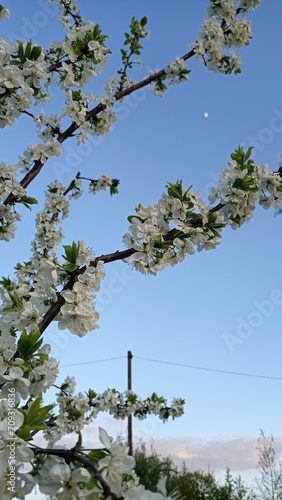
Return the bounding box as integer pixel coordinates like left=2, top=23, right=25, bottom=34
left=37, top=201, right=224, bottom=336
left=37, top=248, right=136, bottom=335
left=3, top=50, right=194, bottom=208
left=32, top=446, right=123, bottom=500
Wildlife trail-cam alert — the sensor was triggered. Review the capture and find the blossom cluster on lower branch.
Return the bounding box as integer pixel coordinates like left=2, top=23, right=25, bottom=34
left=0, top=425, right=176, bottom=499
left=0, top=367, right=184, bottom=499
left=46, top=377, right=185, bottom=440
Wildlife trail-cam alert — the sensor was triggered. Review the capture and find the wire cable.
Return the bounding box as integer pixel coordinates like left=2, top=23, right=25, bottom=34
left=59, top=354, right=282, bottom=381
left=134, top=356, right=282, bottom=381
left=60, top=356, right=126, bottom=368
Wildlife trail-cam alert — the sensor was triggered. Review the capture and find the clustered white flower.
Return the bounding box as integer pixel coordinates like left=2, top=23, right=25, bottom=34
left=43, top=377, right=184, bottom=443
left=0, top=0, right=109, bottom=128
left=33, top=111, right=63, bottom=145
left=44, top=0, right=82, bottom=28
left=61, top=88, right=117, bottom=144
left=0, top=348, right=59, bottom=405
left=33, top=427, right=172, bottom=499
left=89, top=173, right=115, bottom=194
left=0, top=178, right=105, bottom=369
left=0, top=36, right=51, bottom=128
left=164, top=57, right=189, bottom=84
left=0, top=162, right=25, bottom=241
left=191, top=0, right=261, bottom=74
left=123, top=151, right=282, bottom=274
left=123, top=185, right=221, bottom=275
left=57, top=258, right=105, bottom=336
left=209, top=155, right=282, bottom=228
left=32, top=179, right=82, bottom=260
left=149, top=57, right=190, bottom=98
left=98, top=427, right=136, bottom=495
left=0, top=167, right=121, bottom=367
left=38, top=462, right=92, bottom=498
left=25, top=140, right=62, bottom=165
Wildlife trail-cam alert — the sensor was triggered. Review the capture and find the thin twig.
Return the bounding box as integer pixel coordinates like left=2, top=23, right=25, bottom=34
left=59, top=0, right=81, bottom=27
left=20, top=109, right=34, bottom=119
left=117, top=33, right=139, bottom=93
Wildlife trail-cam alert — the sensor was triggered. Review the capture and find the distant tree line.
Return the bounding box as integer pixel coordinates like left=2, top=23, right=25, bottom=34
left=133, top=430, right=282, bottom=500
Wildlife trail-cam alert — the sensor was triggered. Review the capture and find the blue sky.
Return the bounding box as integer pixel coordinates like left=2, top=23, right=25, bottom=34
left=1, top=0, right=282, bottom=491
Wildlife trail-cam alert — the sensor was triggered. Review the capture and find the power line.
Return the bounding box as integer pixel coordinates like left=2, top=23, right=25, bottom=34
left=134, top=356, right=282, bottom=381
left=60, top=356, right=126, bottom=368
left=59, top=354, right=282, bottom=381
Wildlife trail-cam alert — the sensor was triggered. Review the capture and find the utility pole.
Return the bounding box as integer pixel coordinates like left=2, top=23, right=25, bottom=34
left=127, top=350, right=133, bottom=456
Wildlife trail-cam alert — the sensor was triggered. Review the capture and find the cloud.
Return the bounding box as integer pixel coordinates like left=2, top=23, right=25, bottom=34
left=80, top=419, right=282, bottom=475
left=139, top=435, right=282, bottom=473
left=149, top=435, right=258, bottom=472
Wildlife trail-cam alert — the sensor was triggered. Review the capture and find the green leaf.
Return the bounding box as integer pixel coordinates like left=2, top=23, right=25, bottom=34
left=166, top=180, right=183, bottom=200
left=34, top=352, right=49, bottom=363
left=8, top=290, right=23, bottom=309
left=244, top=147, right=253, bottom=162
left=19, top=196, right=38, bottom=210
left=127, top=215, right=144, bottom=224
left=9, top=60, right=22, bottom=66
left=62, top=241, right=80, bottom=265
left=30, top=46, right=42, bottom=61
left=86, top=388, right=97, bottom=400
left=0, top=276, right=13, bottom=291
left=19, top=196, right=38, bottom=205
left=87, top=449, right=107, bottom=463
left=76, top=40, right=85, bottom=51
left=65, top=263, right=79, bottom=272
left=24, top=40, right=32, bottom=60
left=208, top=212, right=217, bottom=224
left=172, top=230, right=193, bottom=240
left=154, top=236, right=171, bottom=251
left=71, top=89, right=82, bottom=102
left=23, top=394, right=53, bottom=431
left=110, top=179, right=120, bottom=196
left=229, top=214, right=241, bottom=225
left=140, top=16, right=148, bottom=27
left=209, top=228, right=222, bottom=238
left=17, top=40, right=24, bottom=63
left=17, top=329, right=43, bottom=359
left=20, top=360, right=32, bottom=373
left=73, top=39, right=85, bottom=56
left=17, top=424, right=31, bottom=440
